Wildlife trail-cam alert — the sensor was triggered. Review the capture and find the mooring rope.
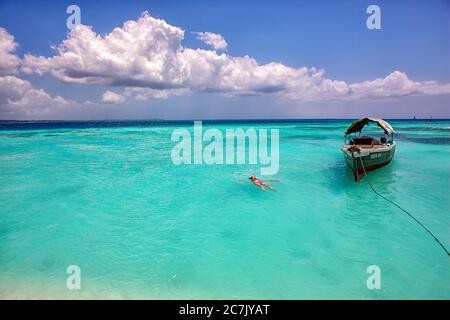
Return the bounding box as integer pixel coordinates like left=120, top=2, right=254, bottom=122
left=358, top=157, right=449, bottom=257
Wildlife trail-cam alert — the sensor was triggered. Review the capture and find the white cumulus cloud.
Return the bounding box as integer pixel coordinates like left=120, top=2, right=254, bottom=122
left=0, top=75, right=72, bottom=118
left=101, top=90, right=126, bottom=104
left=193, top=31, right=228, bottom=51
left=0, top=27, right=21, bottom=74
left=0, top=28, right=73, bottom=118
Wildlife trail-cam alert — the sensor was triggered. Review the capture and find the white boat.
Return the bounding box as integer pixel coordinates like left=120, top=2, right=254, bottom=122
left=341, top=118, right=396, bottom=182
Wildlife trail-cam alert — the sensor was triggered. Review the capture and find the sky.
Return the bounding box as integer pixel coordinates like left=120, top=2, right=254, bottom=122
left=0, top=0, right=449, bottom=120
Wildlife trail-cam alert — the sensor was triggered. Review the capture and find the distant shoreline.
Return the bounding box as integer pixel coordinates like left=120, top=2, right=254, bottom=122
left=1, top=118, right=449, bottom=131
left=1, top=118, right=449, bottom=123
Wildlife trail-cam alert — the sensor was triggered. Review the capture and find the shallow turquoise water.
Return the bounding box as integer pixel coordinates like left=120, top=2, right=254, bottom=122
left=0, top=120, right=449, bottom=299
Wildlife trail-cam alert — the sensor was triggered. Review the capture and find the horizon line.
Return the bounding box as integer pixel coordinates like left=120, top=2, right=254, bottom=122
left=1, top=117, right=449, bottom=122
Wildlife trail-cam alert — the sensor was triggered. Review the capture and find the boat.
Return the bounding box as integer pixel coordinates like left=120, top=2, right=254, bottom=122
left=341, top=118, right=396, bottom=182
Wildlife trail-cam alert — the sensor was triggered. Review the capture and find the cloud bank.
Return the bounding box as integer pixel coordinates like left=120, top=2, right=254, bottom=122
left=0, top=11, right=449, bottom=118
left=0, top=75, right=71, bottom=117
left=20, top=12, right=450, bottom=103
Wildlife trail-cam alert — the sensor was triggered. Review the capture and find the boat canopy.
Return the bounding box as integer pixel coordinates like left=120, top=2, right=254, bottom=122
left=344, top=118, right=395, bottom=137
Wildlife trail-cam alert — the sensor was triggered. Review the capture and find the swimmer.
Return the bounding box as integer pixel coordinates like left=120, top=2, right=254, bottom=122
left=236, top=176, right=280, bottom=191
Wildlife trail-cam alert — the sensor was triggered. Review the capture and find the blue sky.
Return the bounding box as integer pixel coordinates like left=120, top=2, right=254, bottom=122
left=0, top=0, right=449, bottom=119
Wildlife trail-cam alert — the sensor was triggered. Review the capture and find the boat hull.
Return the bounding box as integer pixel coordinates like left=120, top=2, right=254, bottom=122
left=342, top=143, right=396, bottom=182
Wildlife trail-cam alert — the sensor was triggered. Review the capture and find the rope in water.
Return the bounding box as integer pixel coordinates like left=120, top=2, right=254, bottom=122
left=358, top=157, right=449, bottom=257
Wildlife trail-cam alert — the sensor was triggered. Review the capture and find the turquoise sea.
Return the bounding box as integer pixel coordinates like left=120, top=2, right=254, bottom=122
left=0, top=119, right=449, bottom=299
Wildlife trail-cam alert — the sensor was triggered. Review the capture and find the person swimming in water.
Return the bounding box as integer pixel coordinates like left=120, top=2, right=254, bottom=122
left=247, top=176, right=278, bottom=191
